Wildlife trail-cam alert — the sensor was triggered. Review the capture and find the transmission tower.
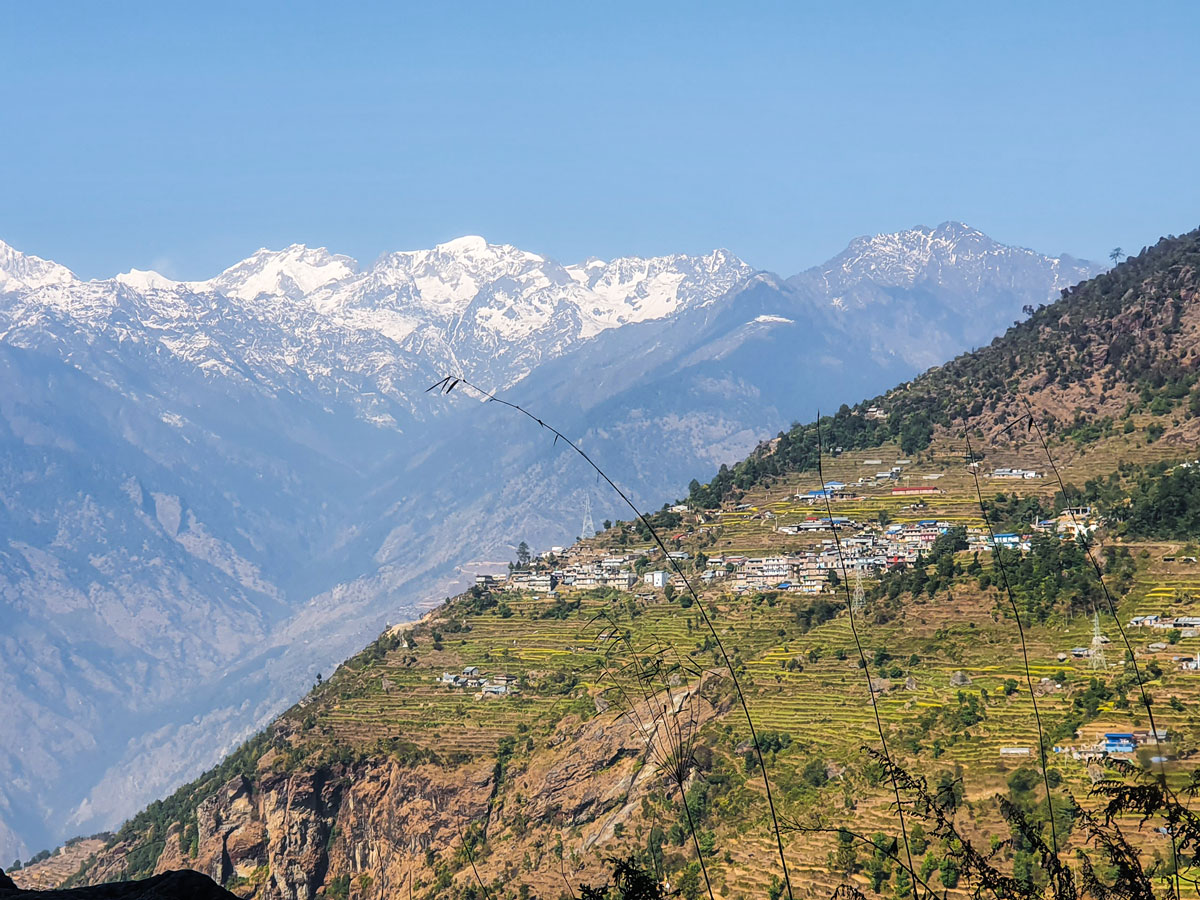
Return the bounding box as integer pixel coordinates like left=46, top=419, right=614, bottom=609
left=581, top=493, right=595, bottom=539
left=851, top=566, right=866, bottom=615
left=1090, top=611, right=1108, bottom=671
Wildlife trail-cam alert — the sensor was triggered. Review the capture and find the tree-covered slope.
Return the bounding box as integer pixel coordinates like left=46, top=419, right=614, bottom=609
left=696, top=228, right=1200, bottom=503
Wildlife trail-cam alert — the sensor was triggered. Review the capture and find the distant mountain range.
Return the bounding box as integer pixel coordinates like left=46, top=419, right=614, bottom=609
left=0, top=222, right=1100, bottom=859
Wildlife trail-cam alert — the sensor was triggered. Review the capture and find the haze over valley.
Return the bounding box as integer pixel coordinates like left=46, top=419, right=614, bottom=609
left=0, top=223, right=1099, bottom=860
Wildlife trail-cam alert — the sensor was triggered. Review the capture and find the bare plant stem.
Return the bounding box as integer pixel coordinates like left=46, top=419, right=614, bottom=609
left=592, top=621, right=716, bottom=900
left=963, top=432, right=1064, bottom=898
left=1018, top=400, right=1181, bottom=900
left=457, top=821, right=494, bottom=900
left=428, top=376, right=794, bottom=900
left=814, top=415, right=920, bottom=898
left=787, top=824, right=941, bottom=900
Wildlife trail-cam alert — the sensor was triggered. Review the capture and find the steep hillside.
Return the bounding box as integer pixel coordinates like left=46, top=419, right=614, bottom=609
left=26, top=233, right=1200, bottom=900
left=709, top=228, right=1200, bottom=499
left=41, top=446, right=1200, bottom=900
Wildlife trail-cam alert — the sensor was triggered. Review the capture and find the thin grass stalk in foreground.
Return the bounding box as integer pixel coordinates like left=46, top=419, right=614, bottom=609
left=529, top=617, right=709, bottom=889
left=872, top=749, right=1040, bottom=900
left=456, top=821, right=494, bottom=900
left=560, top=851, right=578, bottom=900
left=428, top=375, right=794, bottom=900
left=963, top=433, right=1065, bottom=898
left=1018, top=399, right=1181, bottom=900
left=814, top=414, right=920, bottom=898
left=590, top=615, right=716, bottom=900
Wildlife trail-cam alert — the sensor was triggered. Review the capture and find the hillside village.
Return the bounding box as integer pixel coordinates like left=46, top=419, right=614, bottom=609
left=487, top=457, right=1091, bottom=599
left=428, top=464, right=1045, bottom=706
left=459, top=443, right=1200, bottom=720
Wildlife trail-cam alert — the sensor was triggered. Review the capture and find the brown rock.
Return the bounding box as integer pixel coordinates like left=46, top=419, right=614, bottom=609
left=0, top=869, right=238, bottom=898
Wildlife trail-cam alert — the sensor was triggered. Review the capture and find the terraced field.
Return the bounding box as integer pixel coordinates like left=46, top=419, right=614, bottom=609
left=274, top=431, right=1200, bottom=900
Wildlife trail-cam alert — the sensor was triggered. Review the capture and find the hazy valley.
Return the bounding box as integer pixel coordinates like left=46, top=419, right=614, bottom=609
left=0, top=223, right=1097, bottom=862
left=10, top=228, right=1200, bottom=900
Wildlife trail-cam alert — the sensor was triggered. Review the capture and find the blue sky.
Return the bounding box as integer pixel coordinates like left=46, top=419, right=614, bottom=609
left=3, top=1, right=1198, bottom=280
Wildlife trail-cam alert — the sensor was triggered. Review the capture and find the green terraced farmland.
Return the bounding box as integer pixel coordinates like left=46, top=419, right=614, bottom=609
left=261, top=436, right=1200, bottom=900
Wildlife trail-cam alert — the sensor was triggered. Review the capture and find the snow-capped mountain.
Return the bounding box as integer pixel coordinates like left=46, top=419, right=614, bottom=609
left=0, top=226, right=1100, bottom=861
left=787, top=221, right=1099, bottom=370
left=565, top=248, right=753, bottom=334
left=189, top=244, right=358, bottom=301
left=3, top=236, right=754, bottom=398
left=0, top=240, right=76, bottom=293
left=794, top=221, right=1093, bottom=302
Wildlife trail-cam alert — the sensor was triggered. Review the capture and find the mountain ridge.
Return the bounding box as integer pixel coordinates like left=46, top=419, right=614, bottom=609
left=699, top=226, right=1200, bottom=505
left=0, top=223, right=1101, bottom=861
left=26, top=231, right=1200, bottom=900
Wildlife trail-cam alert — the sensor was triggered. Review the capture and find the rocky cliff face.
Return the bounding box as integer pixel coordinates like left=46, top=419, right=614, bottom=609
left=58, top=685, right=722, bottom=900
left=170, top=763, right=492, bottom=900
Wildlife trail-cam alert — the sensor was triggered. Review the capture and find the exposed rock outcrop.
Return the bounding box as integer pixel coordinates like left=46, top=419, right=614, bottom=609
left=0, top=869, right=237, bottom=898
left=65, top=684, right=723, bottom=899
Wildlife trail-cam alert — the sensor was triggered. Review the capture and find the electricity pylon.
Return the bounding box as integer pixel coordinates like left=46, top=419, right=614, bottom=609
left=852, top=566, right=866, bottom=615
left=582, top=493, right=595, bottom=539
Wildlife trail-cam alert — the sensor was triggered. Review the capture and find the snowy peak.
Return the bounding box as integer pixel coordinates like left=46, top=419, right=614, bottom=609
left=434, top=235, right=492, bottom=254
left=392, top=235, right=546, bottom=270
left=827, top=221, right=1008, bottom=287
left=0, top=234, right=753, bottom=391
left=388, top=236, right=549, bottom=276
left=114, top=268, right=180, bottom=292
left=794, top=221, right=1101, bottom=302
left=566, top=248, right=753, bottom=333
left=316, top=238, right=751, bottom=344
left=361, top=236, right=555, bottom=313
left=0, top=239, right=77, bottom=293
left=191, top=244, right=358, bottom=301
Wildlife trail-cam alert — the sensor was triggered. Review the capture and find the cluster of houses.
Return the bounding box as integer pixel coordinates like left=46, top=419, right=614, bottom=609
left=964, top=508, right=1101, bottom=553
left=479, top=556, right=642, bottom=593
left=1098, top=731, right=1166, bottom=754
left=784, top=516, right=1035, bottom=566
left=1128, top=614, right=1200, bottom=634
left=800, top=483, right=946, bottom=504
left=439, top=666, right=519, bottom=697
left=479, top=510, right=1089, bottom=601
left=1127, top=614, right=1200, bottom=668
left=1032, top=507, right=1098, bottom=539
left=699, top=554, right=831, bottom=593
left=473, top=463, right=1106, bottom=604
left=798, top=468, right=939, bottom=499
left=988, top=467, right=1041, bottom=480
left=1054, top=728, right=1171, bottom=760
